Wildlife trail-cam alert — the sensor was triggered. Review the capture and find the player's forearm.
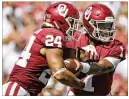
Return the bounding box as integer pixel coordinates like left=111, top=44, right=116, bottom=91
left=88, top=62, right=114, bottom=75
left=46, top=49, right=85, bottom=89
left=81, top=62, right=114, bottom=75
left=49, top=53, right=85, bottom=89
left=53, top=68, right=85, bottom=89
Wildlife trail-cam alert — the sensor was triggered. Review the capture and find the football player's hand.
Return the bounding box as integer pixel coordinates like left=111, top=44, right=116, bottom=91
left=81, top=44, right=99, bottom=60
left=73, top=59, right=83, bottom=76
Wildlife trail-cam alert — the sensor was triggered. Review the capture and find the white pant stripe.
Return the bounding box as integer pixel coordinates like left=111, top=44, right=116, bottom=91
left=2, top=82, right=11, bottom=95
left=9, top=82, right=17, bottom=95
left=3, top=82, right=30, bottom=96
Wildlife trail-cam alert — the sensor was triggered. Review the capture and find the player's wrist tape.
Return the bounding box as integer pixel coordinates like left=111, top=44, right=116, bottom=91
left=80, top=62, right=90, bottom=73
left=53, top=68, right=66, bottom=77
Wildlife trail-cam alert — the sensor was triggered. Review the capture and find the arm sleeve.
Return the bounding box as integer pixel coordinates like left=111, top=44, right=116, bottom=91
left=104, top=57, right=121, bottom=68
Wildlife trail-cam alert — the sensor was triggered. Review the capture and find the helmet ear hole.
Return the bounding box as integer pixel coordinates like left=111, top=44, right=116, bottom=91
left=54, top=5, right=58, bottom=8
left=58, top=21, right=64, bottom=25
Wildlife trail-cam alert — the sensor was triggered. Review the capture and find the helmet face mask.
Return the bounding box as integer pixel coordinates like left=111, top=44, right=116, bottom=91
left=66, top=17, right=82, bottom=41
left=83, top=4, right=116, bottom=42
left=89, top=17, right=116, bottom=42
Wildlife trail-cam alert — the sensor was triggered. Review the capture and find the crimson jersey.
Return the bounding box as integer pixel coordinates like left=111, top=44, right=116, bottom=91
left=8, top=28, right=67, bottom=95
left=67, top=34, right=126, bottom=96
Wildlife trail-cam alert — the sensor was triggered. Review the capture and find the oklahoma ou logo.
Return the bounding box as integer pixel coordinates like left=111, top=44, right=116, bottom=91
left=57, top=4, right=69, bottom=17
left=85, top=6, right=92, bottom=20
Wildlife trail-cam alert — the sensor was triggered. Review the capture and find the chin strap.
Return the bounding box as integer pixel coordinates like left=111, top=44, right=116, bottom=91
left=53, top=21, right=60, bottom=29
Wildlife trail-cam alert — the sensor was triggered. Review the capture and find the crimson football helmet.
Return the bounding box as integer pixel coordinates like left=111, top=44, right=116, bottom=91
left=83, top=4, right=116, bottom=42
left=43, top=2, right=81, bottom=41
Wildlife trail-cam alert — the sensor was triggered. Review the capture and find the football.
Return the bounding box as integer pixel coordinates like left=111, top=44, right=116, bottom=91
left=64, top=59, right=82, bottom=75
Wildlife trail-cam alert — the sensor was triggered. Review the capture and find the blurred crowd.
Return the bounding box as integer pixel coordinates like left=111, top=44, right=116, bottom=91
left=2, top=1, right=128, bottom=96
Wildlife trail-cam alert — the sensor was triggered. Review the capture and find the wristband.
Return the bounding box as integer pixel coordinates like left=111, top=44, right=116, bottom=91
left=80, top=62, right=90, bottom=73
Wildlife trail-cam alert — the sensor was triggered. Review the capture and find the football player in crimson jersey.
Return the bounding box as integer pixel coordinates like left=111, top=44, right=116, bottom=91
left=66, top=4, right=126, bottom=96
left=2, top=2, right=89, bottom=96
